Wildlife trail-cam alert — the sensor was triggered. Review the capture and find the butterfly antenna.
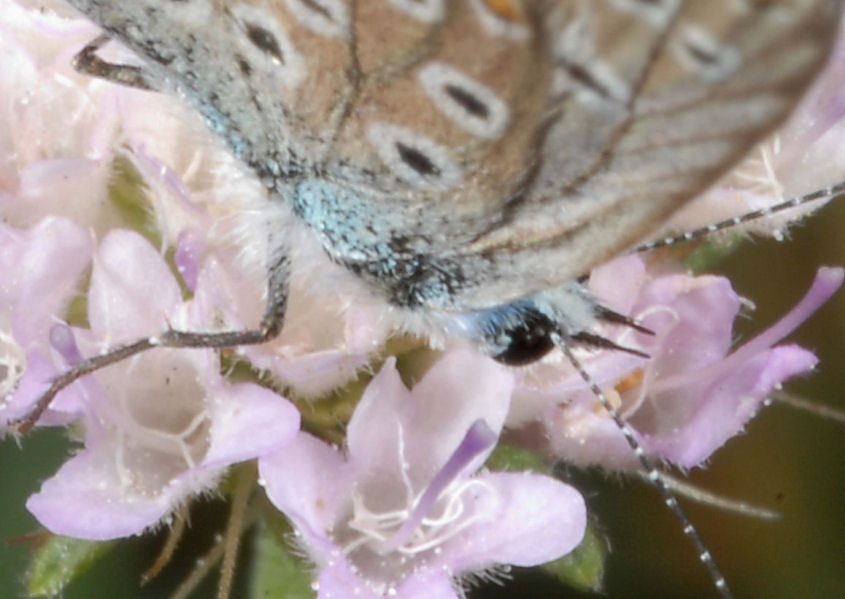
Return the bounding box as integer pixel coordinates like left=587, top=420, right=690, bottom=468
left=553, top=334, right=733, bottom=599
left=633, top=180, right=845, bottom=254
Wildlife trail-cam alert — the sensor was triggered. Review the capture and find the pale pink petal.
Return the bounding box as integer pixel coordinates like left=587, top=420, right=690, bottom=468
left=450, top=472, right=586, bottom=571
left=27, top=448, right=174, bottom=540
left=87, top=230, right=182, bottom=338
left=646, top=345, right=817, bottom=466
left=259, top=432, right=353, bottom=548
left=203, top=382, right=300, bottom=467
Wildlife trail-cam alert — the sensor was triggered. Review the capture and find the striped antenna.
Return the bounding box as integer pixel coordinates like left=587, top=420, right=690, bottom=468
left=584, top=181, right=845, bottom=597
left=633, top=181, right=845, bottom=254
left=554, top=336, right=733, bottom=599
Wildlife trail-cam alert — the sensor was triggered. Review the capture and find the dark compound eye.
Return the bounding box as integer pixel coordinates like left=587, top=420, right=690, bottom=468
left=491, top=308, right=557, bottom=366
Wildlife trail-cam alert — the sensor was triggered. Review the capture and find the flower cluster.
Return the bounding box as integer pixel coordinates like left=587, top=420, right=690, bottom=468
left=1, top=3, right=843, bottom=599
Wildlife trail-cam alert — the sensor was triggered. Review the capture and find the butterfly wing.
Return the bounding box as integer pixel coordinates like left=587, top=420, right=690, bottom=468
left=456, top=0, right=843, bottom=308
left=62, top=0, right=841, bottom=313
left=322, top=0, right=841, bottom=310
left=59, top=0, right=563, bottom=305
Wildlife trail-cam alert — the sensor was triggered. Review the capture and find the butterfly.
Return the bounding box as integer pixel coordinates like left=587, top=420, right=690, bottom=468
left=11, top=1, right=844, bottom=598
left=46, top=0, right=839, bottom=369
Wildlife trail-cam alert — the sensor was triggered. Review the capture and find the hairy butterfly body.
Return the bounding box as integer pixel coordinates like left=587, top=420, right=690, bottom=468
left=34, top=1, right=844, bottom=597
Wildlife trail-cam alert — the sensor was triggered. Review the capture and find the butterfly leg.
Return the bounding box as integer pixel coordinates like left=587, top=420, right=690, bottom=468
left=73, top=33, right=158, bottom=91
left=11, top=255, right=290, bottom=435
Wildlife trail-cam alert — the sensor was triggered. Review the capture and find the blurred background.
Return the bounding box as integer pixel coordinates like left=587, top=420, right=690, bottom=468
left=1, top=198, right=843, bottom=599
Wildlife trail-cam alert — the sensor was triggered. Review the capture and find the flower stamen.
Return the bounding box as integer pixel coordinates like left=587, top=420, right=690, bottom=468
left=376, top=419, right=496, bottom=555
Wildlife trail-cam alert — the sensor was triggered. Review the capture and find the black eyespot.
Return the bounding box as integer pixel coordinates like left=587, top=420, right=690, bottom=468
left=684, top=39, right=719, bottom=66
left=560, top=61, right=612, bottom=100
left=235, top=54, right=252, bottom=76
left=299, top=0, right=333, bottom=20
left=492, top=308, right=556, bottom=366
left=444, top=84, right=490, bottom=119
left=244, top=22, right=284, bottom=62
left=396, top=142, right=441, bottom=177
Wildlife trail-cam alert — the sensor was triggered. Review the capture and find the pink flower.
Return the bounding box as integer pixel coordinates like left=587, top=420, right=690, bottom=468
left=25, top=230, right=300, bottom=539
left=2, top=2, right=842, bottom=597
left=514, top=256, right=842, bottom=470
left=259, top=350, right=586, bottom=598
left=0, top=217, right=92, bottom=429
left=2, top=0, right=389, bottom=400
left=0, top=3, right=127, bottom=229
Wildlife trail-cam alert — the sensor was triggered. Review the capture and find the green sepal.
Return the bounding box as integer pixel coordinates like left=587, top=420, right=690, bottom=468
left=108, top=154, right=162, bottom=249
left=26, top=535, right=115, bottom=597
left=249, top=513, right=314, bottom=599
left=541, top=522, right=607, bottom=593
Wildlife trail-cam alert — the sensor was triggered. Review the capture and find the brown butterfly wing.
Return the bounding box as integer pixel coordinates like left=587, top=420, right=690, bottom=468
left=453, top=0, right=842, bottom=308
left=61, top=0, right=841, bottom=312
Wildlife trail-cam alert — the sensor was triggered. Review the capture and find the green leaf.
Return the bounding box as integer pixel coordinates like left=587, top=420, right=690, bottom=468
left=26, top=535, right=115, bottom=597
left=249, top=516, right=314, bottom=599
left=541, top=523, right=607, bottom=593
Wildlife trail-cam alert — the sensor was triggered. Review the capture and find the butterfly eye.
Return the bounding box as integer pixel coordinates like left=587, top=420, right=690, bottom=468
left=455, top=300, right=558, bottom=366
left=491, top=308, right=557, bottom=366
